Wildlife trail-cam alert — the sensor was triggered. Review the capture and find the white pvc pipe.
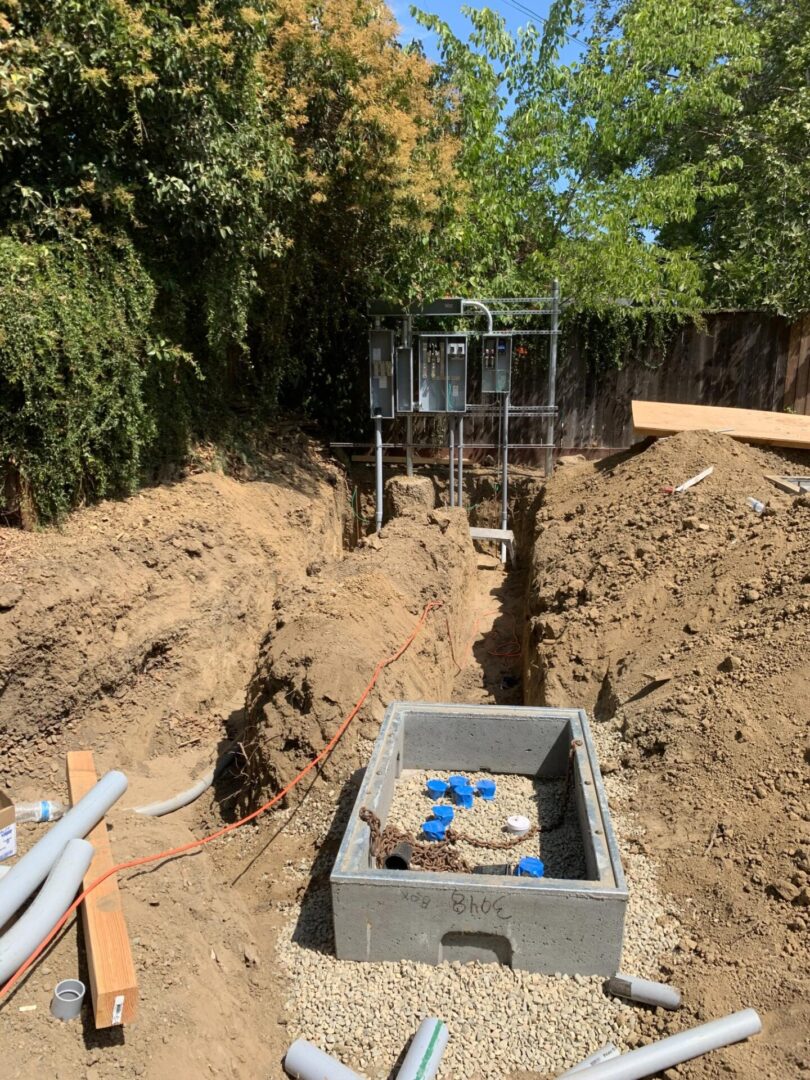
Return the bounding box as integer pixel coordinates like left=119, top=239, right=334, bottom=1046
left=284, top=1039, right=365, bottom=1080
left=607, top=974, right=681, bottom=1011
left=560, top=1043, right=620, bottom=1074
left=555, top=1009, right=762, bottom=1080
left=133, top=751, right=234, bottom=817
left=0, top=838, right=94, bottom=983
left=0, top=770, right=127, bottom=930
left=397, top=1018, right=449, bottom=1080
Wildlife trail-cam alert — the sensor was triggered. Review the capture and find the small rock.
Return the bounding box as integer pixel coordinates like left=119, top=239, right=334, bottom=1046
left=0, top=583, right=23, bottom=610
left=244, top=945, right=260, bottom=968
left=718, top=655, right=742, bottom=673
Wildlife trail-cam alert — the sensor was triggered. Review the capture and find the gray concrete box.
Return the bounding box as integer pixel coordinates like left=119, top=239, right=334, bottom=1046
left=331, top=702, right=627, bottom=975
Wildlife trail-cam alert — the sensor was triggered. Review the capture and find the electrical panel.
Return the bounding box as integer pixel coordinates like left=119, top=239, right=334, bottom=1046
left=395, top=346, right=414, bottom=413
left=481, top=334, right=512, bottom=394
left=417, top=334, right=468, bottom=414
left=368, top=329, right=395, bottom=419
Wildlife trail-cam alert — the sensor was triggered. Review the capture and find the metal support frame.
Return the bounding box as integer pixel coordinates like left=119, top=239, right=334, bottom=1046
left=368, top=290, right=561, bottom=537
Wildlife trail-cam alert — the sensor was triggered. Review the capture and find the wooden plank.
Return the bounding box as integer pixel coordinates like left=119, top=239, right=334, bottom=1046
left=764, top=474, right=802, bottom=495
left=66, top=751, right=138, bottom=1028
left=631, top=400, right=810, bottom=450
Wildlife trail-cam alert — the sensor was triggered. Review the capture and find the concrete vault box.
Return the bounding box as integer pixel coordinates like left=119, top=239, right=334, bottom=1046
left=331, top=703, right=627, bottom=975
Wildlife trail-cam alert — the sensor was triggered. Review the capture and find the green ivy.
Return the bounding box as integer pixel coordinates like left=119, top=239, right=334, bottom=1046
left=0, top=233, right=167, bottom=522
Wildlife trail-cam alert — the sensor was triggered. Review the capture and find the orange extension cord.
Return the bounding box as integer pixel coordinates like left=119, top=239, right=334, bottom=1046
left=0, top=599, right=442, bottom=1002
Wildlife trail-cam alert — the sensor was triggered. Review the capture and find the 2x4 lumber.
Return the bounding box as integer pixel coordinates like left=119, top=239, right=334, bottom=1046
left=66, top=751, right=138, bottom=1028
left=631, top=400, right=810, bottom=451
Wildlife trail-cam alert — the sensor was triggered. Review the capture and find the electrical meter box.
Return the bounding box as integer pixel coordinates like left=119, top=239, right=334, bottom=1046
left=482, top=334, right=512, bottom=394
left=369, top=329, right=396, bottom=419
left=417, top=334, right=468, bottom=414
left=395, top=346, right=414, bottom=413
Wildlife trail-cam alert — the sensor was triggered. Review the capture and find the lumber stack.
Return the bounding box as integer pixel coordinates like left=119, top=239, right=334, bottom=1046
left=631, top=400, right=810, bottom=450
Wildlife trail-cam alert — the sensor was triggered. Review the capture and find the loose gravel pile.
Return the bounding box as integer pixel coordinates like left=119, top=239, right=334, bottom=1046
left=385, top=768, right=586, bottom=880
left=276, top=724, right=680, bottom=1079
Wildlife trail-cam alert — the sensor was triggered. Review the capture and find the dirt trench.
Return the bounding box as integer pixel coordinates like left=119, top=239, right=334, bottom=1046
left=0, top=450, right=538, bottom=1080
left=523, top=431, right=810, bottom=1080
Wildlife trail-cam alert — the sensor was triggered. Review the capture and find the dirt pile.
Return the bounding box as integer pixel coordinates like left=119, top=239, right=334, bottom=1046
left=241, top=508, right=477, bottom=796
left=526, top=430, right=810, bottom=1078
left=0, top=447, right=344, bottom=786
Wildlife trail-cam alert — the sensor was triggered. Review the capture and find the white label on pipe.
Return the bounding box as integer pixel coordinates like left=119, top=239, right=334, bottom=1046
left=112, top=995, right=125, bottom=1025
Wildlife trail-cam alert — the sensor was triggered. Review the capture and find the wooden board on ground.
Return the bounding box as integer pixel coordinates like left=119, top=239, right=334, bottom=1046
left=66, top=751, right=138, bottom=1028
left=632, top=400, right=810, bottom=450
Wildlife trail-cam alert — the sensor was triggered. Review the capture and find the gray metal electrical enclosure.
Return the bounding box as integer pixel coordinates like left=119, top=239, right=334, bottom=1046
left=369, top=329, right=395, bottom=419
left=395, top=346, right=414, bottom=413
left=417, top=334, right=468, bottom=414
left=482, top=334, right=512, bottom=394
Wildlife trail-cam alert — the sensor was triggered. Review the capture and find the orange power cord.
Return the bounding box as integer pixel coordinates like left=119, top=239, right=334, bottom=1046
left=0, top=599, right=442, bottom=1003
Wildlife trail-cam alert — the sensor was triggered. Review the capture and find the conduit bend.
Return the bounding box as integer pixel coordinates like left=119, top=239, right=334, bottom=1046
left=0, top=839, right=94, bottom=984
left=555, top=1009, right=762, bottom=1080
left=0, top=771, right=127, bottom=930
left=133, top=751, right=235, bottom=817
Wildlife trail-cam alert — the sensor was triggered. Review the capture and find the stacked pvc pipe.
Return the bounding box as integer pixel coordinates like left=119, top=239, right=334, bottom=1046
left=0, top=770, right=127, bottom=930
left=554, top=1009, right=762, bottom=1080
left=0, top=839, right=94, bottom=983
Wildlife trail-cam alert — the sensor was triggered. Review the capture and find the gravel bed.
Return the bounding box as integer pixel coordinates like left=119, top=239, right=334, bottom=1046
left=275, top=726, right=680, bottom=1079
left=386, top=768, right=586, bottom=879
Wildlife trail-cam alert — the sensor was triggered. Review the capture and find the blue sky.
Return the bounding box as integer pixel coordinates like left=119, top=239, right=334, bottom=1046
left=390, top=0, right=584, bottom=65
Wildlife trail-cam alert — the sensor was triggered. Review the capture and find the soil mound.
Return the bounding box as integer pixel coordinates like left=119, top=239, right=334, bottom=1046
left=242, top=509, right=477, bottom=797
left=526, top=430, right=810, bottom=1078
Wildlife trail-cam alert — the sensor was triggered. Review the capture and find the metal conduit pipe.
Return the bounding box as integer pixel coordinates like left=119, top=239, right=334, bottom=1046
left=0, top=771, right=127, bottom=931
left=457, top=416, right=464, bottom=507
left=448, top=420, right=455, bottom=507
left=555, top=1009, right=762, bottom=1080
left=133, top=751, right=235, bottom=818
left=0, top=838, right=94, bottom=984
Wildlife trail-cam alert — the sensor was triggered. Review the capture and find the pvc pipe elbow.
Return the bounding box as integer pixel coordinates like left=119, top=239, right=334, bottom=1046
left=607, top=973, right=682, bottom=1010
left=0, top=838, right=94, bottom=984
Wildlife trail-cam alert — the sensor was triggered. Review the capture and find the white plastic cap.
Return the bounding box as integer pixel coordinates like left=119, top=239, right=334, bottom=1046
left=506, top=815, right=531, bottom=834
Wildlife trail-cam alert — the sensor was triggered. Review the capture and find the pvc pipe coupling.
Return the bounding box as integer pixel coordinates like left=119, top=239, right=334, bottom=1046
left=51, top=979, right=86, bottom=1021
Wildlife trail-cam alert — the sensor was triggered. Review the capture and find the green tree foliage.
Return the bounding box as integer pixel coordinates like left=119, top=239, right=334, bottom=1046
left=0, top=235, right=158, bottom=521
left=414, top=0, right=759, bottom=314
left=0, top=0, right=457, bottom=518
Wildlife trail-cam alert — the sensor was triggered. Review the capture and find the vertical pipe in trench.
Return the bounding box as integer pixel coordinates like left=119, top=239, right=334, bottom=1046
left=500, top=393, right=509, bottom=562
left=374, top=417, right=383, bottom=534
left=545, top=278, right=560, bottom=478
left=457, top=415, right=464, bottom=508
left=448, top=419, right=455, bottom=508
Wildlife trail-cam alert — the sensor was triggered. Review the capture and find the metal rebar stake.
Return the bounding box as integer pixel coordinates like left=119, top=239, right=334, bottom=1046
left=545, top=279, right=560, bottom=477
left=374, top=417, right=383, bottom=533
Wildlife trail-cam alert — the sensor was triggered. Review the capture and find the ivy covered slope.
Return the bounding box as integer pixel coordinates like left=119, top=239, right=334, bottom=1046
left=0, top=0, right=456, bottom=522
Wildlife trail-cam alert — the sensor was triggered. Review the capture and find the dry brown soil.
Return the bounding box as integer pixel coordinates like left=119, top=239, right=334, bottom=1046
left=0, top=430, right=807, bottom=1079
left=526, top=430, right=810, bottom=1079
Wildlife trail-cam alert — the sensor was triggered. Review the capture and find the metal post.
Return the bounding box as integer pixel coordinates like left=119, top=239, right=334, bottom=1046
left=500, top=393, right=509, bottom=563
left=545, top=279, right=560, bottom=477
left=406, top=414, right=413, bottom=478
left=374, top=417, right=383, bottom=533
left=403, top=317, right=413, bottom=477
left=457, top=415, right=464, bottom=508
left=448, top=418, right=455, bottom=507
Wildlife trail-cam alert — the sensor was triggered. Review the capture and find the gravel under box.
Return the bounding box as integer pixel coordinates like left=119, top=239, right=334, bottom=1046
left=331, top=702, right=627, bottom=975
